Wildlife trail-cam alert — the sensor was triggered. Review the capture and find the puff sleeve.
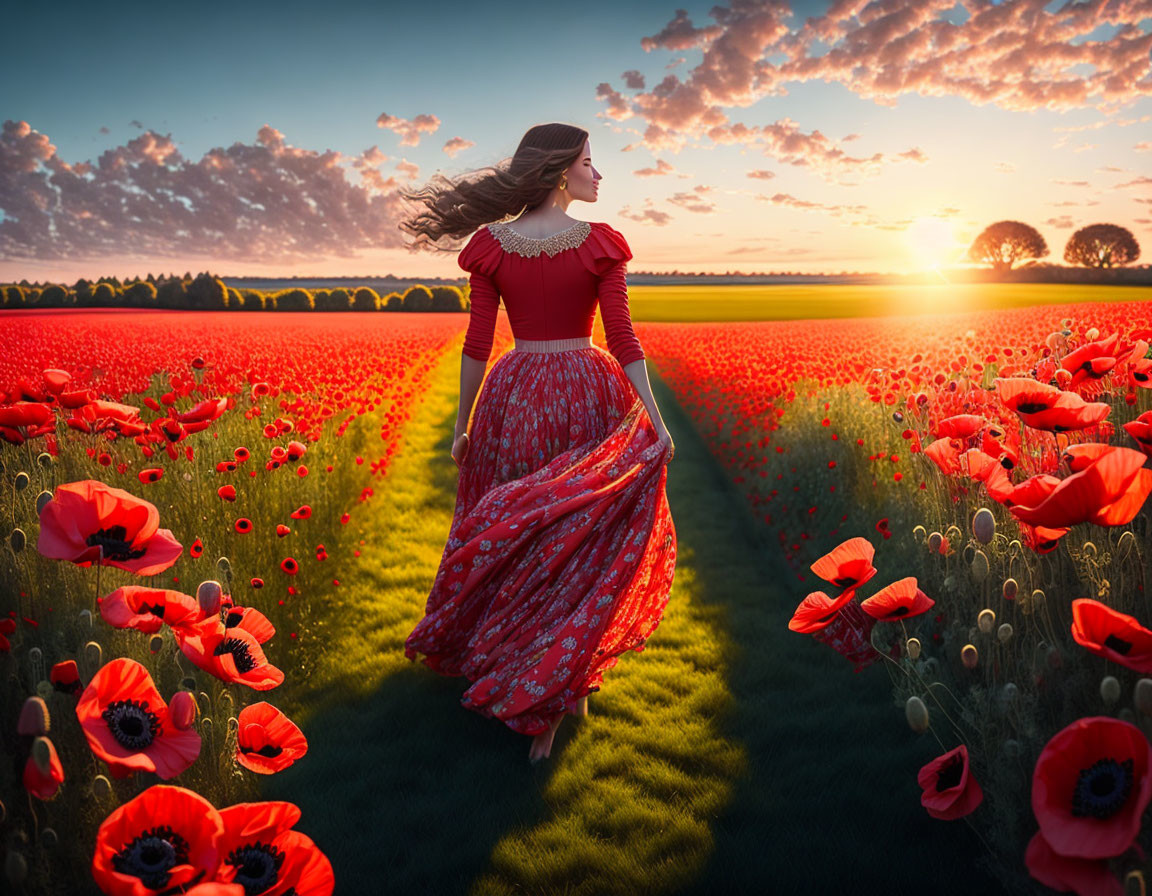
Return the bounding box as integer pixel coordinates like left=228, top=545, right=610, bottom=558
left=459, top=227, right=503, bottom=363
left=576, top=223, right=645, bottom=367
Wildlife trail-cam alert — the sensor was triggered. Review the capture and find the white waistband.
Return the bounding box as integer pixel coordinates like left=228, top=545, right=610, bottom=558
left=513, top=336, right=594, bottom=353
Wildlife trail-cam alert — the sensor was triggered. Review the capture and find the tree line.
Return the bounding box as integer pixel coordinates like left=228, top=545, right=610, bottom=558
left=0, top=273, right=471, bottom=312
left=968, top=221, right=1141, bottom=272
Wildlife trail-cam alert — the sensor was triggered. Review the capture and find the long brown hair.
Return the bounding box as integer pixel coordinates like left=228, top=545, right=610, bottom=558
left=397, top=122, right=589, bottom=252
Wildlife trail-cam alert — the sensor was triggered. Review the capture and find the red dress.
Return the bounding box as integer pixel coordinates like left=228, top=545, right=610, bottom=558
left=403, top=220, right=677, bottom=736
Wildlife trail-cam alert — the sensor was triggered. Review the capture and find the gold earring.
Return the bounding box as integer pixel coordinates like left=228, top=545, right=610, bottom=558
left=557, top=176, right=568, bottom=191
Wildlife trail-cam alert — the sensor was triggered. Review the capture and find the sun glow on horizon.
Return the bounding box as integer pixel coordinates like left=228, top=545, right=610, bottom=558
left=904, top=216, right=961, bottom=272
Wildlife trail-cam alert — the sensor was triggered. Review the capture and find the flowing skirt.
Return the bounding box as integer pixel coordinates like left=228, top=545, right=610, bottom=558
left=403, top=337, right=677, bottom=736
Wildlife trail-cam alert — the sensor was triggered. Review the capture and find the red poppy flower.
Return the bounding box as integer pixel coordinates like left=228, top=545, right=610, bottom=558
left=995, top=378, right=1111, bottom=432
left=24, top=737, right=65, bottom=800
left=789, top=589, right=858, bottom=634
left=50, top=659, right=81, bottom=696
left=809, top=537, right=877, bottom=590
left=234, top=518, right=252, bottom=534
left=1123, top=410, right=1152, bottom=459
left=76, top=657, right=202, bottom=780
left=1024, top=830, right=1122, bottom=896
left=924, top=438, right=962, bottom=475
left=190, top=537, right=204, bottom=558
left=186, top=884, right=245, bottom=896
left=1130, top=357, right=1152, bottom=390
left=1070, top=599, right=1152, bottom=674
left=176, top=618, right=284, bottom=691
left=280, top=557, right=299, bottom=575
left=138, top=467, right=164, bottom=484
left=860, top=577, right=935, bottom=620
left=1017, top=521, right=1070, bottom=554
left=918, top=744, right=983, bottom=820
left=1010, top=446, right=1152, bottom=529
left=290, top=505, right=311, bottom=520
left=221, top=605, right=275, bottom=644
left=0, top=617, right=15, bottom=653
left=92, top=784, right=224, bottom=895
left=934, top=414, right=985, bottom=440
left=1032, top=716, right=1152, bottom=859
left=1061, top=333, right=1120, bottom=389
left=100, top=585, right=202, bottom=634
left=215, top=802, right=334, bottom=895
left=235, top=702, right=309, bottom=774
left=961, top=449, right=1014, bottom=504
left=37, top=479, right=183, bottom=576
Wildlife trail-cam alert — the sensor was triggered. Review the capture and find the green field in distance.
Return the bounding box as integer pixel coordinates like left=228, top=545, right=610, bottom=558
left=625, top=283, right=1151, bottom=322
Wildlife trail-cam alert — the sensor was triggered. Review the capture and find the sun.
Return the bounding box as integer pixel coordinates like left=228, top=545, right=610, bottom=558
left=904, top=216, right=959, bottom=270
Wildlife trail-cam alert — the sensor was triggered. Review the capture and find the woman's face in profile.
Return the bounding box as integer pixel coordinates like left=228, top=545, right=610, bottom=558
left=563, top=139, right=601, bottom=204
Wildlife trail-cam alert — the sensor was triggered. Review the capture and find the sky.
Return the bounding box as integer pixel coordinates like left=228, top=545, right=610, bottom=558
left=2, top=0, right=1151, bottom=281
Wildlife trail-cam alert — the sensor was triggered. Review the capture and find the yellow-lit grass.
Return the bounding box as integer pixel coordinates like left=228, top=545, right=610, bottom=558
left=629, top=283, right=1144, bottom=321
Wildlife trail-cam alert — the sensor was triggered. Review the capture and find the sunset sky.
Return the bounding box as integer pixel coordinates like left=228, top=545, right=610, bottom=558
left=2, top=0, right=1150, bottom=282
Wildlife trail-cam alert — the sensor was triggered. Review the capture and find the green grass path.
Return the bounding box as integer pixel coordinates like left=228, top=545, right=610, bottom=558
left=258, top=342, right=1001, bottom=895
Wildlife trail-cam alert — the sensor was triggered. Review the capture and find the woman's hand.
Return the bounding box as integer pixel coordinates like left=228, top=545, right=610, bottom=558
left=451, top=431, right=470, bottom=468
left=653, top=422, right=675, bottom=461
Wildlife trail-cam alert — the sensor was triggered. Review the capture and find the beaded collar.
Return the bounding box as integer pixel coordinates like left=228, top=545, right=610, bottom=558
left=487, top=220, right=592, bottom=258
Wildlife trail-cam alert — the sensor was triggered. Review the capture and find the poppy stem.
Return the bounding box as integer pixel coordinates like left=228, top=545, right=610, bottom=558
left=94, top=546, right=103, bottom=617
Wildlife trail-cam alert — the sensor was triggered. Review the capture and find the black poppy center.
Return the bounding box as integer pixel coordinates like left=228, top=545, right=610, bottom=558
left=935, top=753, right=965, bottom=792
left=1016, top=401, right=1051, bottom=414
left=226, top=841, right=285, bottom=893
left=832, top=576, right=858, bottom=588
left=222, top=609, right=243, bottom=628
left=140, top=602, right=165, bottom=618
left=102, top=698, right=160, bottom=749
left=86, top=525, right=147, bottom=562
left=886, top=606, right=911, bottom=618
left=214, top=637, right=257, bottom=673
left=1072, top=757, right=1133, bottom=820
left=1104, top=634, right=1133, bottom=656
left=112, top=826, right=189, bottom=890
left=240, top=742, right=284, bottom=758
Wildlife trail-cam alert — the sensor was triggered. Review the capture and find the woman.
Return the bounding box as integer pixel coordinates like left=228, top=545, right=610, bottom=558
left=399, top=122, right=677, bottom=763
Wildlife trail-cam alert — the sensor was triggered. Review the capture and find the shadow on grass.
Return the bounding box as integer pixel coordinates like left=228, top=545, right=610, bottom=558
left=646, top=372, right=1003, bottom=896
left=259, top=349, right=558, bottom=894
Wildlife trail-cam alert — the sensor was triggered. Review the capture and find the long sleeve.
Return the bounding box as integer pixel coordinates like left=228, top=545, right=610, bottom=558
left=597, top=260, right=645, bottom=367
left=458, top=228, right=502, bottom=363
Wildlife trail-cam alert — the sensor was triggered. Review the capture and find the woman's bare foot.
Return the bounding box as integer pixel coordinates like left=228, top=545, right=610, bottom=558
left=528, top=714, right=564, bottom=763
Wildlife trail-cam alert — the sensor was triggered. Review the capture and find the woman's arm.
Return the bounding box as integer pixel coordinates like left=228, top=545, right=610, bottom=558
left=455, top=354, right=486, bottom=439
left=622, top=359, right=671, bottom=443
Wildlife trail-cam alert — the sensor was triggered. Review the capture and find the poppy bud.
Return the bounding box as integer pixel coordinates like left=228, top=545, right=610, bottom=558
left=944, top=525, right=961, bottom=541
left=977, top=609, right=995, bottom=634
left=1082, top=541, right=1097, bottom=559
left=14, top=471, right=29, bottom=491
left=912, top=525, right=926, bottom=541
left=82, top=641, right=102, bottom=679
left=907, top=638, right=921, bottom=660
left=1086, top=327, right=1099, bottom=340
left=1101, top=675, right=1121, bottom=705
left=198, top=580, right=224, bottom=616
left=962, top=544, right=975, bottom=565
left=78, top=608, right=92, bottom=628
left=961, top=644, right=978, bottom=669
left=1124, top=870, right=1145, bottom=896
left=9, top=528, right=25, bottom=553
left=971, top=550, right=989, bottom=583
left=91, top=774, right=112, bottom=799
left=1003, top=578, right=1018, bottom=600
left=37, top=452, right=54, bottom=468
left=31, top=736, right=54, bottom=775
left=36, top=490, right=53, bottom=514
left=997, top=623, right=1013, bottom=644
left=971, top=508, right=995, bottom=544
left=18, top=697, right=49, bottom=736
left=1118, top=531, right=1137, bottom=562
left=6, top=850, right=27, bottom=885
left=169, top=691, right=197, bottom=730
left=149, top=635, right=163, bottom=654
left=905, top=696, right=930, bottom=733
left=1032, top=588, right=1045, bottom=605
left=1135, top=679, right=1152, bottom=716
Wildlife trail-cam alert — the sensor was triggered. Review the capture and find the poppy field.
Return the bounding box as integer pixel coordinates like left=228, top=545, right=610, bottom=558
left=2, top=292, right=1152, bottom=895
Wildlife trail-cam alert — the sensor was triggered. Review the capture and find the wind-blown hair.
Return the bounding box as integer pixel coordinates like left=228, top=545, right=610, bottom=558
left=397, top=122, right=588, bottom=253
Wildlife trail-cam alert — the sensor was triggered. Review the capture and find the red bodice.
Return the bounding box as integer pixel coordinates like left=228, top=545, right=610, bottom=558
left=458, top=220, right=645, bottom=367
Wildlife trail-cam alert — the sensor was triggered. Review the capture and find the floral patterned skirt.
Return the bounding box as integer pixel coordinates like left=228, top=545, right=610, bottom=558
left=403, top=341, right=676, bottom=736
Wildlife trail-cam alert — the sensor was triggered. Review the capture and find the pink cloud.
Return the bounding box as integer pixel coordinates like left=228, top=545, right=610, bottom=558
left=602, top=0, right=1152, bottom=157
left=394, top=158, right=420, bottom=180
left=0, top=120, right=415, bottom=265
left=633, top=159, right=678, bottom=177
left=622, top=69, right=646, bottom=89
left=1045, top=216, right=1075, bottom=229
left=666, top=189, right=716, bottom=213
left=619, top=203, right=674, bottom=225
left=442, top=136, right=474, bottom=158
left=596, top=83, right=633, bottom=121
left=375, top=112, right=440, bottom=147
left=747, top=169, right=776, bottom=179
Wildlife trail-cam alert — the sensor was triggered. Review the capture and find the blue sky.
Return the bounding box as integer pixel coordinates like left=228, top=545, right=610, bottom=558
left=3, top=0, right=1150, bottom=280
